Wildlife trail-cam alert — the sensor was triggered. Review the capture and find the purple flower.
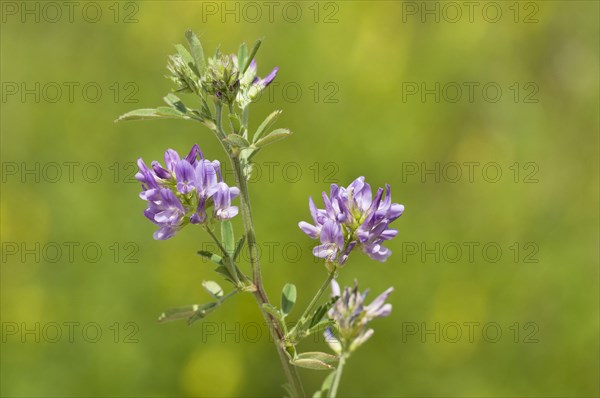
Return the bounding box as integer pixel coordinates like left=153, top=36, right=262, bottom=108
left=256, top=65, right=278, bottom=87
left=233, top=56, right=279, bottom=107
left=143, top=188, right=186, bottom=240
left=239, top=58, right=278, bottom=88
left=212, top=182, right=240, bottom=221
left=299, top=177, right=404, bottom=264
left=312, top=219, right=345, bottom=262
left=298, top=197, right=328, bottom=239
left=175, top=160, right=196, bottom=194
left=325, top=280, right=393, bottom=354
left=136, top=144, right=240, bottom=240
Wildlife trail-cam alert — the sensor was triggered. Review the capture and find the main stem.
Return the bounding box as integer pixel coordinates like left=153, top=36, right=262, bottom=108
left=215, top=103, right=306, bottom=397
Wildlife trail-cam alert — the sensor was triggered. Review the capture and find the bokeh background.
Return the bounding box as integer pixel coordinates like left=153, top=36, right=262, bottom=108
left=1, top=1, right=599, bottom=397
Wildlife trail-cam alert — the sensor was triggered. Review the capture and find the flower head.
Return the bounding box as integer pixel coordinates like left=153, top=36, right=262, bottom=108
left=299, top=177, right=404, bottom=264
left=136, top=144, right=239, bottom=240
left=325, top=280, right=393, bottom=354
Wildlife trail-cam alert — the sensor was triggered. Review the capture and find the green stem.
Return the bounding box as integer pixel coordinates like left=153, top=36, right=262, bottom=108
left=288, top=270, right=336, bottom=339
left=204, top=227, right=227, bottom=257
left=204, top=226, right=247, bottom=286
left=219, top=289, right=239, bottom=303
left=328, top=354, right=346, bottom=398
left=213, top=102, right=306, bottom=397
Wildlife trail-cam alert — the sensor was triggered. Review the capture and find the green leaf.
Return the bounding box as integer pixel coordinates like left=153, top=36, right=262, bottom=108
left=254, top=128, right=292, bottom=148
left=237, top=42, right=248, bottom=73
left=202, top=280, right=224, bottom=299
left=220, top=220, right=235, bottom=257
left=214, top=265, right=235, bottom=283
left=309, top=305, right=328, bottom=328
left=224, top=134, right=250, bottom=149
left=187, top=302, right=220, bottom=325
left=309, top=295, right=339, bottom=328
left=185, top=30, right=206, bottom=75
left=158, top=305, right=199, bottom=323
left=174, top=43, right=198, bottom=75
left=253, top=110, right=282, bottom=143
left=163, top=93, right=187, bottom=113
left=242, top=39, right=262, bottom=73
left=291, top=358, right=334, bottom=371
left=281, top=283, right=297, bottom=316
left=155, top=106, right=188, bottom=117
left=158, top=302, right=217, bottom=324
left=115, top=107, right=190, bottom=122
left=197, top=250, right=223, bottom=266
left=233, top=235, right=246, bottom=262
left=224, top=257, right=241, bottom=285
left=296, top=352, right=338, bottom=366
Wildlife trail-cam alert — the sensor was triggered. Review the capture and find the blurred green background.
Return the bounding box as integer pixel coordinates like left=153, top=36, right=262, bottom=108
left=1, top=1, right=598, bottom=397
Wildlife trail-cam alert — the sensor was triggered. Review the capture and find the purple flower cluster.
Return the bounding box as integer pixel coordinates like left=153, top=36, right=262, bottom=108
left=325, top=280, right=393, bottom=354
left=299, top=177, right=404, bottom=264
left=136, top=144, right=240, bottom=240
